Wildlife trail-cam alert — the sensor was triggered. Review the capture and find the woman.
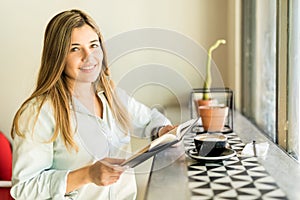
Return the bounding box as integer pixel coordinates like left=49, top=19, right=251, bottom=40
left=10, top=9, right=174, bottom=200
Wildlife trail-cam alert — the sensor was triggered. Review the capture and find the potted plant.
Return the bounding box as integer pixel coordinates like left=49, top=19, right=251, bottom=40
left=195, top=39, right=229, bottom=132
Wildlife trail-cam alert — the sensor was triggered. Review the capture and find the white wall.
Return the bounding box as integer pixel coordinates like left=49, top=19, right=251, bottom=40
left=0, top=0, right=238, bottom=140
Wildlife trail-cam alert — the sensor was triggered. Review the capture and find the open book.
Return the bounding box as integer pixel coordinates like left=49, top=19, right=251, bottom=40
left=121, top=118, right=199, bottom=168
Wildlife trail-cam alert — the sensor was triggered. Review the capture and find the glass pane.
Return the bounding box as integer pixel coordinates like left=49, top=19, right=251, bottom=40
left=242, top=0, right=277, bottom=141
left=254, top=0, right=277, bottom=140
left=288, top=0, right=300, bottom=160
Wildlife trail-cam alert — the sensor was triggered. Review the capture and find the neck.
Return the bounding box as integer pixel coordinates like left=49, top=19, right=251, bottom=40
left=71, top=82, right=103, bottom=118
left=72, top=82, right=95, bottom=99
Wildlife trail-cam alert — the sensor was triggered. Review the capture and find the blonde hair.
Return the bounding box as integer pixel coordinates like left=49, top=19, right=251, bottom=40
left=11, top=9, right=131, bottom=151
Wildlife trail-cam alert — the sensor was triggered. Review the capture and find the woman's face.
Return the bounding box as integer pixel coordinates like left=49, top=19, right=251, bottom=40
left=64, top=24, right=103, bottom=85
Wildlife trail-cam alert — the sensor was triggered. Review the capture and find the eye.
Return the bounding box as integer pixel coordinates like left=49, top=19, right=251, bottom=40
left=70, top=47, right=80, bottom=52
left=91, top=43, right=100, bottom=48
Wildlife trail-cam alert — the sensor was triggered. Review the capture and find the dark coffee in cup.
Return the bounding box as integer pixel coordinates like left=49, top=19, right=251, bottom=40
left=194, top=133, right=227, bottom=157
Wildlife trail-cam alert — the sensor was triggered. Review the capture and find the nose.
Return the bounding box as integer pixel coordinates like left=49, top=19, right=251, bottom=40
left=81, top=48, right=93, bottom=62
left=82, top=48, right=103, bottom=65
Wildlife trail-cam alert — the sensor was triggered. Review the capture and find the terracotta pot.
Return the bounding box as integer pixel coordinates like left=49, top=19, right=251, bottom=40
left=198, top=106, right=229, bottom=132
left=195, top=99, right=213, bottom=106
left=194, top=99, right=213, bottom=117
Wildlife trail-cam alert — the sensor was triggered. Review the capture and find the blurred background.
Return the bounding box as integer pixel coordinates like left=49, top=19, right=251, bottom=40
left=0, top=0, right=239, bottom=140
left=1, top=0, right=299, bottom=161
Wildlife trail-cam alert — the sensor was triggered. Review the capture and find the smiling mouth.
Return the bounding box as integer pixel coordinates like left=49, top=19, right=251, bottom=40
left=79, top=65, right=96, bottom=71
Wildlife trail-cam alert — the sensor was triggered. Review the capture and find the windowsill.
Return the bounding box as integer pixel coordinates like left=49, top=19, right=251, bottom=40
left=233, top=111, right=300, bottom=200
left=144, top=111, right=300, bottom=200
left=131, top=137, right=153, bottom=200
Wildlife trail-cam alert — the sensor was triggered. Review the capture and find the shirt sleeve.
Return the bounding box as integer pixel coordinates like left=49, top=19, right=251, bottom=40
left=10, top=101, right=69, bottom=200
left=116, top=88, right=172, bottom=138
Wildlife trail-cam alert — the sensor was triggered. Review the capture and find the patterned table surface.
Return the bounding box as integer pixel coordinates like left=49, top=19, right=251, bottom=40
left=183, top=131, right=288, bottom=200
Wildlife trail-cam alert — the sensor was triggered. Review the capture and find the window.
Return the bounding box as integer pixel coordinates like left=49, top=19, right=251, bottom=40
left=287, top=0, right=300, bottom=160
left=241, top=0, right=300, bottom=160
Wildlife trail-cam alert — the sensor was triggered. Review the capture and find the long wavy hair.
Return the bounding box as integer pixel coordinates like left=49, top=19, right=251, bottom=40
left=11, top=9, right=131, bottom=151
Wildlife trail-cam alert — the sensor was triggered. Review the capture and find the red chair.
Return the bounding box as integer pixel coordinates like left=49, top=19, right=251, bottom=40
left=0, top=131, right=13, bottom=200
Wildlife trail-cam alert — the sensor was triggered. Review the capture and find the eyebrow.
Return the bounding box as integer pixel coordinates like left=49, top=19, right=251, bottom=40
left=71, top=39, right=100, bottom=46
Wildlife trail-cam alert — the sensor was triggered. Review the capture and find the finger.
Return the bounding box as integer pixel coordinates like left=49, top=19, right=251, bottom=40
left=103, top=157, right=126, bottom=165
left=99, top=159, right=127, bottom=174
left=159, top=125, right=176, bottom=136
left=105, top=175, right=121, bottom=185
left=96, top=170, right=121, bottom=185
left=112, top=165, right=128, bottom=172
left=102, top=179, right=117, bottom=186
left=170, top=124, right=179, bottom=129
left=165, top=125, right=177, bottom=131
left=110, top=175, right=121, bottom=180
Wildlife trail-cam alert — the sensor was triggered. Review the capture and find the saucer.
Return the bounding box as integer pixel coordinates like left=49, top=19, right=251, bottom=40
left=186, top=148, right=236, bottom=161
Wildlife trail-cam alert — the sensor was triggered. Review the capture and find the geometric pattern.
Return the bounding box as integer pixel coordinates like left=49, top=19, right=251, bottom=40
left=183, top=131, right=288, bottom=200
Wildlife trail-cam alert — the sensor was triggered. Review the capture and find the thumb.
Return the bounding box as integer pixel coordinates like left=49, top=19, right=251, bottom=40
left=102, top=157, right=125, bottom=165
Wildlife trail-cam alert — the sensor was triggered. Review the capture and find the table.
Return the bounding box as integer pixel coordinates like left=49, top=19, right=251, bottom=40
left=184, top=131, right=287, bottom=199
left=145, top=112, right=300, bottom=200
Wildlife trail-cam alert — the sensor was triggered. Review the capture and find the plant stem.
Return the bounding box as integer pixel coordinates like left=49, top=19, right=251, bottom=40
left=203, top=39, right=226, bottom=100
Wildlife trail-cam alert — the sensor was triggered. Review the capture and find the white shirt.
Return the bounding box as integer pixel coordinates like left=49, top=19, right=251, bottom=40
left=10, top=88, right=171, bottom=200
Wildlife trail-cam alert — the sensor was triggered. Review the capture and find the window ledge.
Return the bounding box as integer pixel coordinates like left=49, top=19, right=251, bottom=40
left=234, top=111, right=300, bottom=199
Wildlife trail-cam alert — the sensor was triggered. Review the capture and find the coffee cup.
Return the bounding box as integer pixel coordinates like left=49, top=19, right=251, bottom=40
left=194, top=133, right=227, bottom=157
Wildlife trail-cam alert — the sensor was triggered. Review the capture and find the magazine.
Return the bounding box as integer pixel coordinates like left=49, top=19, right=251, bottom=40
left=121, top=118, right=199, bottom=168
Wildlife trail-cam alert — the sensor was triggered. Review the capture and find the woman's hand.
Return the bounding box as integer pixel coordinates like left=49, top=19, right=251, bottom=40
left=88, top=158, right=127, bottom=186
left=66, top=158, right=127, bottom=194
left=157, top=125, right=177, bottom=137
